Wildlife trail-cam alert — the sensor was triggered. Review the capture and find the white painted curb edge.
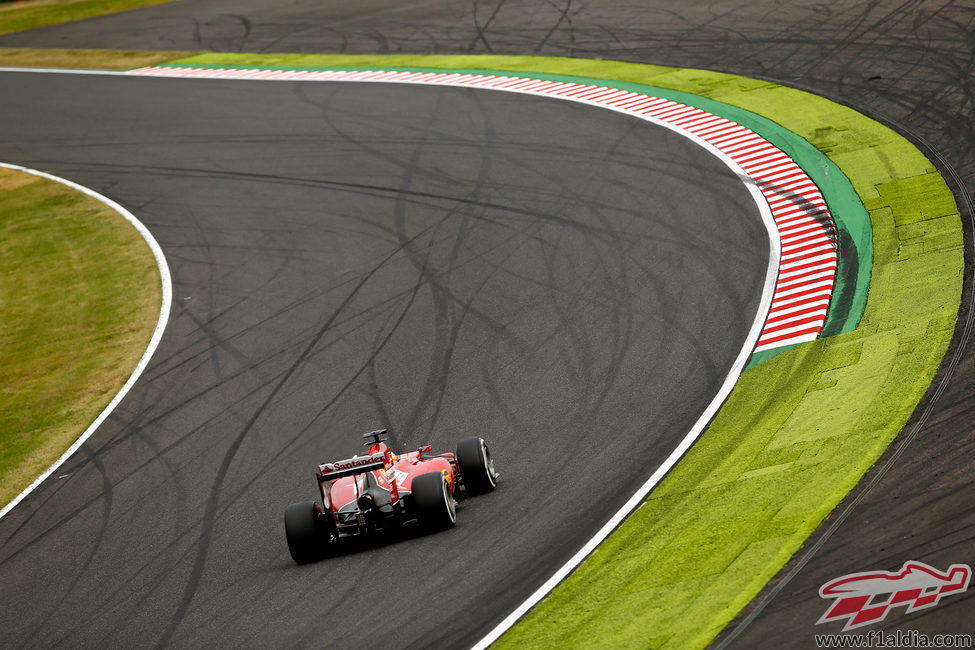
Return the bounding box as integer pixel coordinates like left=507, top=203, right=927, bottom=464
left=0, top=162, right=172, bottom=521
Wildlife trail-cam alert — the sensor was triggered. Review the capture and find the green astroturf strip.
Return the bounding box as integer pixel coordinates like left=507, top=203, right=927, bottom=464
left=167, top=53, right=963, bottom=649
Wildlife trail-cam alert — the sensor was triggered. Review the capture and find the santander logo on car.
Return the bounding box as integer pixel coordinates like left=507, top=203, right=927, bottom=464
left=321, top=454, right=383, bottom=474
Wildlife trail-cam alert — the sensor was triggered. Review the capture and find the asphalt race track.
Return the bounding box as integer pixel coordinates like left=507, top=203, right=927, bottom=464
left=0, top=71, right=768, bottom=646
left=2, top=1, right=974, bottom=647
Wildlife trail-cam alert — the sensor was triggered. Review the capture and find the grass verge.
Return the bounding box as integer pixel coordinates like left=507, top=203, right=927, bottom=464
left=0, top=46, right=193, bottom=69
left=0, top=167, right=161, bottom=510
left=165, top=54, right=962, bottom=648
left=0, top=0, right=175, bottom=36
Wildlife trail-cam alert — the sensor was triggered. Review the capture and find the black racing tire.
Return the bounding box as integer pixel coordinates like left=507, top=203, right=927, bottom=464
left=411, top=472, right=456, bottom=531
left=285, top=501, right=328, bottom=564
left=456, top=436, right=497, bottom=495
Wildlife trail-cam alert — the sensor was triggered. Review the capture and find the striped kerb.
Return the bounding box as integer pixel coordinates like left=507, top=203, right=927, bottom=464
left=129, top=66, right=839, bottom=353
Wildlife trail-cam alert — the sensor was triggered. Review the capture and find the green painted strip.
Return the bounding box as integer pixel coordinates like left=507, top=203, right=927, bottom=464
left=167, top=53, right=963, bottom=649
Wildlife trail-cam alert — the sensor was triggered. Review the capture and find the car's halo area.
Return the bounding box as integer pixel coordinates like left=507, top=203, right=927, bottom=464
left=0, top=72, right=769, bottom=647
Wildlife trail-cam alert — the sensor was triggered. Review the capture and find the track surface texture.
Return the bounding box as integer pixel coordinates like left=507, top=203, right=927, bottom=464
left=2, top=0, right=974, bottom=647
left=0, top=73, right=768, bottom=647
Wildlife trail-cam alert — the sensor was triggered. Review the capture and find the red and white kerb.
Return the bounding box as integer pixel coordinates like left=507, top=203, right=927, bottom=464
left=130, top=66, right=839, bottom=353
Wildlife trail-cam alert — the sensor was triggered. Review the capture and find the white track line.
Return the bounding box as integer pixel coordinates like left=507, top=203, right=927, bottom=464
left=0, top=162, right=172, bottom=521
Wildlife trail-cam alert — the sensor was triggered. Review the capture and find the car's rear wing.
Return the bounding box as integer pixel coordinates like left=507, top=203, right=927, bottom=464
left=317, top=452, right=386, bottom=482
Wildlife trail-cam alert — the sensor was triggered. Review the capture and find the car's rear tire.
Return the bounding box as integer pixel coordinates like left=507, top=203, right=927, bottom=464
left=285, top=501, right=327, bottom=564
left=411, top=472, right=456, bottom=531
left=456, top=436, right=497, bottom=495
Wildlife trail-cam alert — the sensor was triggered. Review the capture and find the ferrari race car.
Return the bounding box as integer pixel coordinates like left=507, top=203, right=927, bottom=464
left=285, top=429, right=497, bottom=564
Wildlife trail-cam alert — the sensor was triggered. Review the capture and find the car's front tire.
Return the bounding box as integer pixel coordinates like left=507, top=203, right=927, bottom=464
left=411, top=472, right=456, bottom=531
left=456, top=436, right=497, bottom=495
left=285, top=501, right=328, bottom=564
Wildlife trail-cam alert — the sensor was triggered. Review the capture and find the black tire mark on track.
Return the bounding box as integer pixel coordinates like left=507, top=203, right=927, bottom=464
left=156, top=240, right=428, bottom=647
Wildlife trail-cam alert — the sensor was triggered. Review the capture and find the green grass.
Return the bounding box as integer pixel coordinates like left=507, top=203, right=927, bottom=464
left=0, top=0, right=176, bottom=36
left=0, top=46, right=193, bottom=69
left=0, top=168, right=161, bottom=509
left=164, top=54, right=962, bottom=648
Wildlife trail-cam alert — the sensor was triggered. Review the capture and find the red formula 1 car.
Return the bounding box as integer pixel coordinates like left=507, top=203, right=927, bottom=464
left=285, top=429, right=497, bottom=564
